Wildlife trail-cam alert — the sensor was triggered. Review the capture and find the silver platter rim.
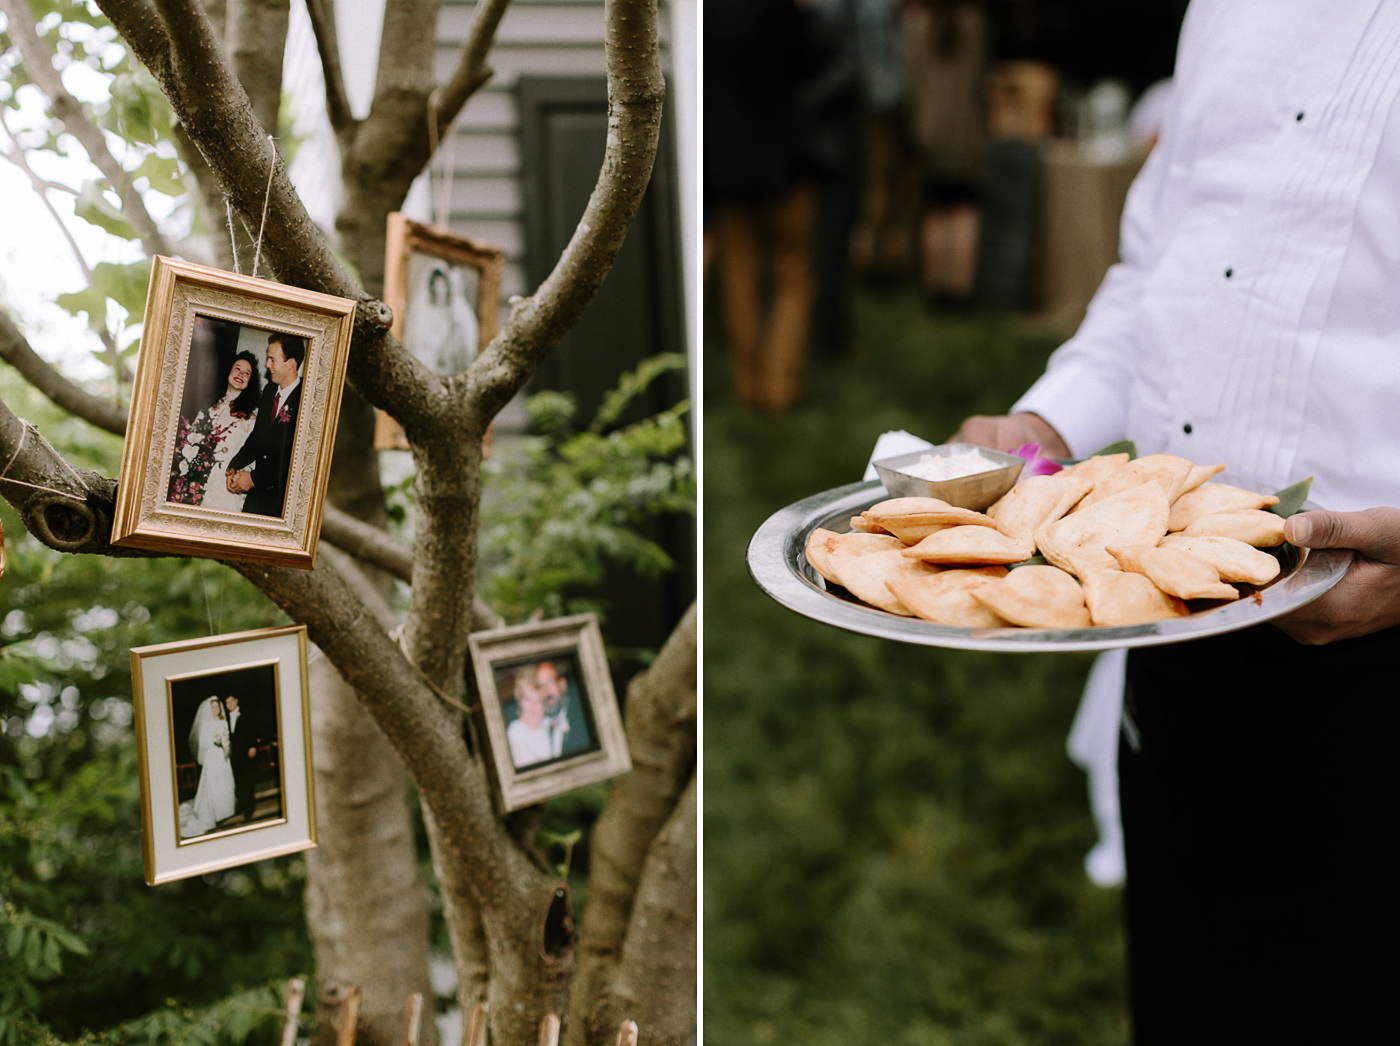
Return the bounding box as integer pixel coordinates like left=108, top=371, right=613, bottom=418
left=746, top=480, right=1353, bottom=653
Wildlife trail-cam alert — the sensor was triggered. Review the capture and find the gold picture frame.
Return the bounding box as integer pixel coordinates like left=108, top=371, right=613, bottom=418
left=130, top=624, right=316, bottom=885
left=374, top=212, right=505, bottom=450
left=111, top=256, right=356, bottom=568
left=468, top=614, right=631, bottom=812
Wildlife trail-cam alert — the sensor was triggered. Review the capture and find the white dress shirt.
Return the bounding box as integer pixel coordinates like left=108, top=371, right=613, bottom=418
left=1015, top=0, right=1400, bottom=513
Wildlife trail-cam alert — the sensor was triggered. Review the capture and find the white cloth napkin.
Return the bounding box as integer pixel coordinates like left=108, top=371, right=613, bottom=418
left=862, top=430, right=935, bottom=481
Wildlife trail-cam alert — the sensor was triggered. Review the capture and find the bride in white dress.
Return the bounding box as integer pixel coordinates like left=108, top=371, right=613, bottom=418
left=196, top=353, right=261, bottom=512
left=178, top=697, right=237, bottom=838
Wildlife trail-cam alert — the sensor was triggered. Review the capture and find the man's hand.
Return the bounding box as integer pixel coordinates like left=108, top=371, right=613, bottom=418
left=952, top=412, right=1072, bottom=460
left=1275, top=507, right=1400, bottom=644
left=227, top=469, right=253, bottom=493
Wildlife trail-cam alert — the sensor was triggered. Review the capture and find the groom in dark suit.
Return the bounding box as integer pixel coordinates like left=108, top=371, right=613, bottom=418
left=226, top=333, right=305, bottom=517
left=222, top=695, right=259, bottom=821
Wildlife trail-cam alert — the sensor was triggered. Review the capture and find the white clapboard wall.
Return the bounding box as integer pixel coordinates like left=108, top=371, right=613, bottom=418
left=285, top=0, right=682, bottom=308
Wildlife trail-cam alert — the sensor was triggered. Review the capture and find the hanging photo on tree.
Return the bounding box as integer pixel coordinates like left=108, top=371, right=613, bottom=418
left=468, top=614, right=631, bottom=811
left=111, top=256, right=356, bottom=568
left=130, top=624, right=316, bottom=885
left=373, top=212, right=504, bottom=450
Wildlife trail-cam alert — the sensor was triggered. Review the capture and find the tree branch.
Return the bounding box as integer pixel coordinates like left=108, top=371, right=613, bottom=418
left=0, top=315, right=128, bottom=436
left=304, top=0, right=354, bottom=136
left=432, top=0, right=512, bottom=131
left=567, top=603, right=696, bottom=1046
left=223, top=0, right=290, bottom=138
left=93, top=0, right=443, bottom=432
left=465, top=0, right=664, bottom=432
left=0, top=0, right=175, bottom=259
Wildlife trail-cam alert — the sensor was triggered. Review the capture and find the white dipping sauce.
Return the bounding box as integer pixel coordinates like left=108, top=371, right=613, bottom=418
left=900, top=450, right=1002, bottom=482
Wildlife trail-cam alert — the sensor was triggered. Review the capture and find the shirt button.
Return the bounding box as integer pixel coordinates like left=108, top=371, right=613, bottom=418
left=1224, top=268, right=1233, bottom=278
left=1296, top=111, right=1305, bottom=121
left=1183, top=423, right=1193, bottom=434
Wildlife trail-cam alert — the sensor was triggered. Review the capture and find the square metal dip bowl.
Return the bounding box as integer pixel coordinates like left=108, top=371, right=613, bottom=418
left=872, top=443, right=1025, bottom=511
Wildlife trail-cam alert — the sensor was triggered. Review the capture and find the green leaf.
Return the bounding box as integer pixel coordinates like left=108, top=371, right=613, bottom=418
left=591, top=352, right=688, bottom=431
left=133, top=152, right=183, bottom=196
left=1006, top=555, right=1048, bottom=569
left=56, top=259, right=151, bottom=333
left=1076, top=439, right=1136, bottom=462
left=22, top=927, right=40, bottom=971
left=50, top=926, right=89, bottom=956
left=72, top=179, right=139, bottom=240
left=5, top=922, right=23, bottom=959
left=41, top=933, right=61, bottom=975
left=1269, top=477, right=1313, bottom=518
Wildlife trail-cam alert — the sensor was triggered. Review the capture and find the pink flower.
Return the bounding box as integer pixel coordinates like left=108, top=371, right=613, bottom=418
left=1013, top=443, right=1064, bottom=477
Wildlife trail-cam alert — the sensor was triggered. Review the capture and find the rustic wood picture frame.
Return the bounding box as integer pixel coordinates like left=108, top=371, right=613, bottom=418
left=468, top=614, right=631, bottom=812
left=373, top=212, right=505, bottom=450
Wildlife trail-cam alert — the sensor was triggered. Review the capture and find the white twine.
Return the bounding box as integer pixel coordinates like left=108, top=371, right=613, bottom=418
left=0, top=420, right=91, bottom=502
left=225, top=198, right=241, bottom=275
left=427, top=90, right=457, bottom=228
left=251, top=135, right=277, bottom=278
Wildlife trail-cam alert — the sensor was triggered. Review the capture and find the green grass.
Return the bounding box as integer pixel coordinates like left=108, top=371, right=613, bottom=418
left=702, top=285, right=1129, bottom=1045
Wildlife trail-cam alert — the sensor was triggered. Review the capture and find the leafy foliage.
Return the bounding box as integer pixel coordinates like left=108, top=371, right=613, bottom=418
left=0, top=374, right=310, bottom=1041
left=703, top=287, right=1129, bottom=1045
left=476, top=352, right=695, bottom=624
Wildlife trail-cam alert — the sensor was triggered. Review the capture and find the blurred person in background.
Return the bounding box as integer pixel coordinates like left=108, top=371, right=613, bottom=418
left=805, top=0, right=905, bottom=357
left=706, top=0, right=821, bottom=413
left=902, top=0, right=988, bottom=308
left=954, top=2, right=1400, bottom=1039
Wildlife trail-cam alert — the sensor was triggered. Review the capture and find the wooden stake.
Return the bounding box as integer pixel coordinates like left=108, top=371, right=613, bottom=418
left=279, top=979, right=306, bottom=1046
left=336, top=985, right=362, bottom=1046
left=402, top=992, right=423, bottom=1046
left=465, top=1001, right=489, bottom=1046
left=616, top=1020, right=638, bottom=1046
left=538, top=1011, right=561, bottom=1046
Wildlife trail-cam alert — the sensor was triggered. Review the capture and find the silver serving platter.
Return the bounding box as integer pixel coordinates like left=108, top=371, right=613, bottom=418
left=747, top=480, right=1353, bottom=653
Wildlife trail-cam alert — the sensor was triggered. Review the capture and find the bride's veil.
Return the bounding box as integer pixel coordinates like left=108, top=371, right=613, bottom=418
left=187, top=697, right=221, bottom=765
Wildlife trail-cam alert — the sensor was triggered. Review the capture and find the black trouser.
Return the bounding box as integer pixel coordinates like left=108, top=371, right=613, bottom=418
left=1122, top=624, right=1398, bottom=1044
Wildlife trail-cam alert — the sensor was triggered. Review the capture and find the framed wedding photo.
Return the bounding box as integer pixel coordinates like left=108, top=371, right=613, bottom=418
left=468, top=614, right=631, bottom=812
left=130, top=624, right=316, bottom=885
left=111, top=255, right=356, bottom=568
left=374, top=212, right=504, bottom=450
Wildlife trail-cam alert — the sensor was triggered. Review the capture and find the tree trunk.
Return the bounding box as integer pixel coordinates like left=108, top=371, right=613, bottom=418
left=304, top=657, right=439, bottom=1046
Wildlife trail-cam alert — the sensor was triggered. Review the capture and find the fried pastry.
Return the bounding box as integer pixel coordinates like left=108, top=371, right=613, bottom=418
left=1180, top=509, right=1286, bottom=547
left=1035, top=484, right=1171, bottom=575
left=861, top=496, right=999, bottom=544
left=1106, top=543, right=1241, bottom=601
left=886, top=567, right=1009, bottom=627
left=1168, top=483, right=1282, bottom=532
left=971, top=565, right=1093, bottom=629
left=900, top=525, right=1035, bottom=565
left=1079, top=567, right=1190, bottom=626
left=1078, top=453, right=1196, bottom=509
left=827, top=548, right=943, bottom=615
left=1159, top=534, right=1283, bottom=584
left=1177, top=462, right=1228, bottom=498
left=804, top=528, right=906, bottom=585
left=1059, top=452, right=1131, bottom=487
left=986, top=472, right=1094, bottom=544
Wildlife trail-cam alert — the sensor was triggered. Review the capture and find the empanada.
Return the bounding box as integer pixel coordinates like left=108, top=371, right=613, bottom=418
left=1177, top=463, right=1228, bottom=498
left=1168, top=483, right=1281, bottom=532
left=886, top=567, right=1009, bottom=627
left=901, top=525, right=1035, bottom=565
left=971, top=565, right=1092, bottom=629
left=1106, top=543, right=1240, bottom=601
left=1035, top=484, right=1171, bottom=575
left=1059, top=452, right=1130, bottom=487
left=1079, top=567, right=1190, bottom=626
left=827, top=548, right=942, bottom=615
left=987, top=472, right=1094, bottom=544
left=862, top=496, right=999, bottom=544
left=1078, top=453, right=1196, bottom=509
left=804, top=528, right=906, bottom=585
left=1180, top=509, right=1286, bottom=547
left=1159, top=534, right=1282, bottom=585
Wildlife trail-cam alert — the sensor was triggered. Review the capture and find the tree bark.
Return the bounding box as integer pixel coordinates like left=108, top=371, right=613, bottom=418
left=304, top=657, right=438, bottom=1046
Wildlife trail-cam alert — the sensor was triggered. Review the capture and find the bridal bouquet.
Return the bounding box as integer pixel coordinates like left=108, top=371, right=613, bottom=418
left=168, top=411, right=233, bottom=505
